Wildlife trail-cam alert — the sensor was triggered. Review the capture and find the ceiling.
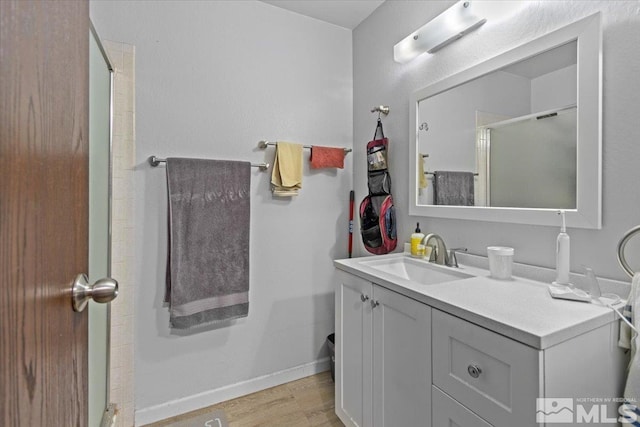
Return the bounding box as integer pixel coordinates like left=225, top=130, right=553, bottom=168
left=260, top=0, right=385, bottom=30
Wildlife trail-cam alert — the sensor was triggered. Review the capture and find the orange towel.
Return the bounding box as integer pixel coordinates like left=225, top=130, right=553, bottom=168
left=309, top=146, right=345, bottom=169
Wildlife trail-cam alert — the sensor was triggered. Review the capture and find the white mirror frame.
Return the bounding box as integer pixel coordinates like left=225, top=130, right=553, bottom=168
left=409, top=13, right=602, bottom=229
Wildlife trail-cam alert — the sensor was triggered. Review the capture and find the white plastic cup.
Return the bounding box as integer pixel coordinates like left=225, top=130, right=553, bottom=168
left=487, top=246, right=514, bottom=280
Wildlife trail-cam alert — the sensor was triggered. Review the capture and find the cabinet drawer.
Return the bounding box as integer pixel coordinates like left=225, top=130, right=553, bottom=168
left=432, top=309, right=541, bottom=427
left=432, top=386, right=493, bottom=427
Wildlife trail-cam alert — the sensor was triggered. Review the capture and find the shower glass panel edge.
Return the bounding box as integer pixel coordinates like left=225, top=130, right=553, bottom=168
left=89, top=20, right=114, bottom=427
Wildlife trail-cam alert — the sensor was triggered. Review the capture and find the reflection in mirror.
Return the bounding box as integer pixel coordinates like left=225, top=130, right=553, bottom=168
left=410, top=13, right=601, bottom=228
left=482, top=106, right=576, bottom=209
left=418, top=41, right=577, bottom=209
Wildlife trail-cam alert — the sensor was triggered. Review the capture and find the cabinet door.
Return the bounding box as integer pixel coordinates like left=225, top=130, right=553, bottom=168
left=372, top=285, right=431, bottom=427
left=432, top=386, right=493, bottom=427
left=432, top=309, right=540, bottom=427
left=336, top=271, right=373, bottom=427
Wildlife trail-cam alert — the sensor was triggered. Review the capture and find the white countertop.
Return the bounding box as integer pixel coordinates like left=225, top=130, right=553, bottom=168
left=334, top=253, right=628, bottom=350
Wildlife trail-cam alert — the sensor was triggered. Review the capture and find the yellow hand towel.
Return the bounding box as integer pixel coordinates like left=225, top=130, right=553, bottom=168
left=418, top=153, right=428, bottom=189
left=271, top=141, right=303, bottom=196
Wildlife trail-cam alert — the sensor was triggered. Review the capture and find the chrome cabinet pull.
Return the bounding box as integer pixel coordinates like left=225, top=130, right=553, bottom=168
left=467, top=364, right=482, bottom=379
left=361, top=294, right=370, bottom=302
left=371, top=300, right=380, bottom=308
left=72, top=274, right=119, bottom=312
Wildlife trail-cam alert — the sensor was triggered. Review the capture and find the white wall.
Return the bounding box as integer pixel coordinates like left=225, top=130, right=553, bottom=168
left=90, top=0, right=352, bottom=422
left=354, top=1, right=640, bottom=280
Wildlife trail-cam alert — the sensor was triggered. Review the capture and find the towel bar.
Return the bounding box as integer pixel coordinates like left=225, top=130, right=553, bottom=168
left=148, top=156, right=269, bottom=171
left=617, top=225, right=640, bottom=278
left=425, top=171, right=479, bottom=176
left=257, top=140, right=352, bottom=153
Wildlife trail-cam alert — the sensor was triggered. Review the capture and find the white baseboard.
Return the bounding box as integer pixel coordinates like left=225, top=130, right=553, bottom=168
left=134, top=358, right=331, bottom=426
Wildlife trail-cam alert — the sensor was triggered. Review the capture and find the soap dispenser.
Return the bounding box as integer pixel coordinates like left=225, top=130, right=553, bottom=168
left=411, top=223, right=425, bottom=257
left=554, top=210, right=571, bottom=286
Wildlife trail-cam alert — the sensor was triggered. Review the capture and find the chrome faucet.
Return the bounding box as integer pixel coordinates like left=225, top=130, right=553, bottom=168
left=422, top=233, right=467, bottom=268
left=447, top=247, right=468, bottom=268
left=422, top=234, right=448, bottom=265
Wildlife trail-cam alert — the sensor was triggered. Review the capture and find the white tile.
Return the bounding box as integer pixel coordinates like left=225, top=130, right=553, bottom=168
left=112, top=366, right=125, bottom=390
left=110, top=346, right=122, bottom=370
left=108, top=43, right=135, bottom=425
left=104, top=41, right=123, bottom=70
left=120, top=148, right=134, bottom=170
left=122, top=43, right=134, bottom=54
left=121, top=408, right=134, bottom=427
left=123, top=343, right=134, bottom=365
left=129, top=112, right=136, bottom=142
left=115, top=90, right=127, bottom=115
left=113, top=113, right=127, bottom=137
left=123, top=113, right=134, bottom=138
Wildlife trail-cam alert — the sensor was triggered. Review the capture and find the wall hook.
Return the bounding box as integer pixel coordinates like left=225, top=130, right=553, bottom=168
left=370, top=105, right=390, bottom=117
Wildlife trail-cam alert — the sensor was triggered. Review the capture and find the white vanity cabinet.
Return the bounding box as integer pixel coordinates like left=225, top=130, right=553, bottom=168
left=335, top=270, right=431, bottom=427
left=335, top=266, right=627, bottom=427
left=431, top=307, right=626, bottom=427
left=432, top=386, right=492, bottom=427
left=432, top=309, right=540, bottom=426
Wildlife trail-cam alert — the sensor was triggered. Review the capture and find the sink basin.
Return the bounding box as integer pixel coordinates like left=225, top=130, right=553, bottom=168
left=361, top=256, right=475, bottom=285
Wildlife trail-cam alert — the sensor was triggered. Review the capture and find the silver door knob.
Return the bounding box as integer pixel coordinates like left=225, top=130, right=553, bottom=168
left=72, top=274, right=118, bottom=312
left=371, top=300, right=380, bottom=308
left=361, top=294, right=370, bottom=302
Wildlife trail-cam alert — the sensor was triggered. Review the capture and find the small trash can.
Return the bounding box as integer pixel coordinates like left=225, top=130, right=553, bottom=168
left=327, top=333, right=335, bottom=382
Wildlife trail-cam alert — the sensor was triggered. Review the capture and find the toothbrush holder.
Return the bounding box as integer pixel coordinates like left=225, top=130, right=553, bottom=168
left=487, top=246, right=514, bottom=280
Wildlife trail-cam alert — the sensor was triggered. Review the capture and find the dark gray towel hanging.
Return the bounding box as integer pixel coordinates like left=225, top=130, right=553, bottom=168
left=434, top=171, right=475, bottom=206
left=165, top=158, right=251, bottom=329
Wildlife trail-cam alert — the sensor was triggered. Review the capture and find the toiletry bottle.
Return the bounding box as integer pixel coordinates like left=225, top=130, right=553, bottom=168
left=411, top=223, right=425, bottom=257
left=555, top=210, right=571, bottom=285
left=584, top=267, right=602, bottom=298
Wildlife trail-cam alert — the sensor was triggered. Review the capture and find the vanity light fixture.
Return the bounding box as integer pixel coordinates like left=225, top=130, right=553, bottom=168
left=393, top=1, right=487, bottom=63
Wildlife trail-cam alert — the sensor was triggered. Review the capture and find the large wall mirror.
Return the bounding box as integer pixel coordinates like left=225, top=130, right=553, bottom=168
left=409, top=13, right=601, bottom=228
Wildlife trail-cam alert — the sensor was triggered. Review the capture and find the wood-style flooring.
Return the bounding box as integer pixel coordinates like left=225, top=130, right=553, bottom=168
left=144, top=371, right=344, bottom=427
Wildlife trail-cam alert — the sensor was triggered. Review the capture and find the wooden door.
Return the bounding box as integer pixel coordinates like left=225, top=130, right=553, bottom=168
left=0, top=1, right=90, bottom=426
left=372, top=285, right=431, bottom=427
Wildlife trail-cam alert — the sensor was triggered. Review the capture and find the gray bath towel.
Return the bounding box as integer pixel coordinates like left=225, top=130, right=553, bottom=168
left=434, top=171, right=475, bottom=206
left=165, top=158, right=251, bottom=329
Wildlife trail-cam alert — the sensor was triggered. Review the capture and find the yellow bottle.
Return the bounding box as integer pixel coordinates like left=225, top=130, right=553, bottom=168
left=411, top=223, right=425, bottom=257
